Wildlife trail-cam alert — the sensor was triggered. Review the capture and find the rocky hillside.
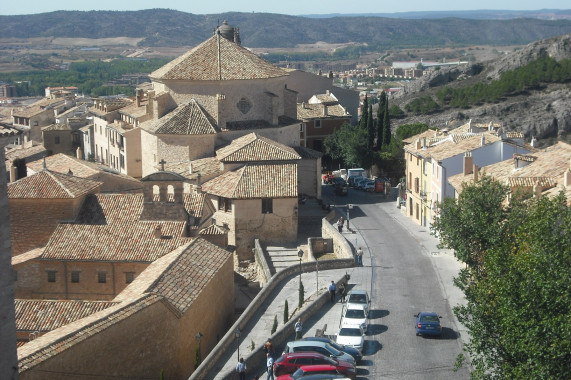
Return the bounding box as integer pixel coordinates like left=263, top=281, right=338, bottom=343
left=392, top=34, right=571, bottom=144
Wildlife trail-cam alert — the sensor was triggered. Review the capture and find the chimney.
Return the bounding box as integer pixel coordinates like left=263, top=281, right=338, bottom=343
left=473, top=164, right=479, bottom=182
left=422, top=137, right=426, bottom=148
left=76, top=147, right=83, bottom=159
left=136, top=89, right=142, bottom=107
left=189, top=163, right=193, bottom=174
left=463, top=152, right=473, bottom=175
left=531, top=136, right=537, bottom=148
left=154, top=225, right=162, bottom=239
left=416, top=139, right=422, bottom=150
left=323, top=105, right=328, bottom=117
left=481, top=134, right=485, bottom=146
left=326, top=89, right=330, bottom=95
left=533, top=181, right=542, bottom=199
left=10, top=165, right=17, bottom=182
left=564, top=169, right=571, bottom=187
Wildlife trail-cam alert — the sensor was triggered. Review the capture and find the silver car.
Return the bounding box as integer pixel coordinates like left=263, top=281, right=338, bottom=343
left=283, top=340, right=356, bottom=365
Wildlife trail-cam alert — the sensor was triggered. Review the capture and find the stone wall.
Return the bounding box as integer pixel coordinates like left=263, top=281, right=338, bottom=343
left=18, top=253, right=234, bottom=380
left=191, top=241, right=354, bottom=380
left=0, top=137, right=19, bottom=380
left=322, top=211, right=355, bottom=260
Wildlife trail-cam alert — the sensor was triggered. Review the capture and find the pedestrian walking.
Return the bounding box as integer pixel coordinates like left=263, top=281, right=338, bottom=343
left=328, top=281, right=337, bottom=303
left=264, top=338, right=273, bottom=356
left=356, top=247, right=363, bottom=266
left=266, top=353, right=274, bottom=380
left=235, top=358, right=247, bottom=380
left=337, top=216, right=344, bottom=232
left=295, top=318, right=303, bottom=340
left=338, top=282, right=346, bottom=303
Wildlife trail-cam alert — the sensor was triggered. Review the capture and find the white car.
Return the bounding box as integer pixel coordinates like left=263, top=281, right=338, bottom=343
left=341, top=304, right=368, bottom=333
left=336, top=327, right=365, bottom=352
left=346, top=290, right=370, bottom=317
left=362, top=181, right=375, bottom=192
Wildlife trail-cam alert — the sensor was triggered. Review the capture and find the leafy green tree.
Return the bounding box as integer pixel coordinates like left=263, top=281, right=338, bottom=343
left=324, top=123, right=370, bottom=169
left=388, top=104, right=405, bottom=118
left=432, top=179, right=571, bottom=379
left=395, top=123, right=431, bottom=141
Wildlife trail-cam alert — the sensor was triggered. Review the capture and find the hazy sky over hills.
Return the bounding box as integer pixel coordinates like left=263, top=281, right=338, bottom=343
left=3, top=0, right=569, bottom=16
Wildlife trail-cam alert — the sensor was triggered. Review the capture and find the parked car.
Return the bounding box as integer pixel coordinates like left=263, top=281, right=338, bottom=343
left=415, top=312, right=442, bottom=337
left=273, top=353, right=356, bottom=378
left=362, top=180, right=375, bottom=192
left=354, top=178, right=369, bottom=190
left=301, top=337, right=362, bottom=362
left=276, top=375, right=349, bottom=380
left=346, top=290, right=371, bottom=317
left=283, top=341, right=356, bottom=365
left=336, top=327, right=365, bottom=352
left=341, top=304, right=368, bottom=333
left=334, top=182, right=348, bottom=196
left=276, top=364, right=356, bottom=380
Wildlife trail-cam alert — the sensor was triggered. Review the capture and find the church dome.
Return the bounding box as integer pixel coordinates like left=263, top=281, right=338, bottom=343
left=216, top=20, right=234, bottom=41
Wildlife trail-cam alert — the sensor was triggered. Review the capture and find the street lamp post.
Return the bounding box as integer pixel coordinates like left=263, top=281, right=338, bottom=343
left=297, top=249, right=303, bottom=286
left=234, top=328, right=241, bottom=362
left=347, top=204, right=353, bottom=230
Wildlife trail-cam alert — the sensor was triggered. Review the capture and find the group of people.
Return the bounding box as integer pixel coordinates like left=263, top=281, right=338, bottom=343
left=328, top=280, right=346, bottom=303
left=236, top=317, right=304, bottom=380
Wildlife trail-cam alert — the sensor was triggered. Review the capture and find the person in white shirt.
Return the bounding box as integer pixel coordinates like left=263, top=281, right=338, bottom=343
left=235, top=357, right=247, bottom=380
left=295, top=318, right=303, bottom=340
left=266, top=353, right=274, bottom=380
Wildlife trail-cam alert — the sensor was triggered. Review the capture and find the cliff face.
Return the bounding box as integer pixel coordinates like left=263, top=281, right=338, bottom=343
left=392, top=34, right=571, bottom=143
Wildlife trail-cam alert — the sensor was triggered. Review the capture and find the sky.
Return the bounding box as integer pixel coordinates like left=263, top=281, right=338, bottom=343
left=2, top=0, right=570, bottom=16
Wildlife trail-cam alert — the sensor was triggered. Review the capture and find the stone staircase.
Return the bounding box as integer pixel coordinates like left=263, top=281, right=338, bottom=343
left=266, top=246, right=303, bottom=273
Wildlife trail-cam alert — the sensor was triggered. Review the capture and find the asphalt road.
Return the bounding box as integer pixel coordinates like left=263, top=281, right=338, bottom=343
left=324, top=185, right=469, bottom=379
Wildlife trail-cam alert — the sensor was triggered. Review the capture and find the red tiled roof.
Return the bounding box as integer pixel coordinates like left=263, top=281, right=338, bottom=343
left=201, top=163, right=297, bottom=199
left=216, top=132, right=301, bottom=162
left=15, top=300, right=117, bottom=333
left=147, top=238, right=230, bottom=313
left=150, top=100, right=218, bottom=135
left=151, top=34, right=287, bottom=81
left=7, top=170, right=102, bottom=199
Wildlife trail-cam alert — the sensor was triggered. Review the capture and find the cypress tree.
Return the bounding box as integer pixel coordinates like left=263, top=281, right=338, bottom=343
left=377, top=92, right=387, bottom=148
left=383, top=98, right=391, bottom=147
left=367, top=104, right=375, bottom=151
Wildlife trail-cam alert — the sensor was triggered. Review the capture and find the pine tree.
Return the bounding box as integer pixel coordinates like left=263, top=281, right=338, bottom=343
left=383, top=98, right=391, bottom=147
left=377, top=92, right=387, bottom=149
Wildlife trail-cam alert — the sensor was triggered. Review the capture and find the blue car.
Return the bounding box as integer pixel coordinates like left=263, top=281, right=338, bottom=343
left=414, top=312, right=442, bottom=337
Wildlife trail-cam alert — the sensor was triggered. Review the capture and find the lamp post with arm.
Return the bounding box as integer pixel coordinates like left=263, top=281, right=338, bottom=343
left=234, top=328, right=241, bottom=362
left=297, top=249, right=303, bottom=286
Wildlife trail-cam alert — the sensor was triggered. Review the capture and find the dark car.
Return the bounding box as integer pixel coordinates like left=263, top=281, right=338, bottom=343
left=276, top=364, right=356, bottom=380
left=415, top=312, right=442, bottom=337
left=302, top=337, right=362, bottom=362
left=274, top=353, right=355, bottom=378
left=334, top=181, right=348, bottom=196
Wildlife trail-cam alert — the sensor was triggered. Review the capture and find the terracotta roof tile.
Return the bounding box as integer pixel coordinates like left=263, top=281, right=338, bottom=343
left=0, top=124, right=21, bottom=137
left=199, top=224, right=228, bottom=235
left=147, top=238, right=230, bottom=313
left=41, top=123, right=72, bottom=132
left=8, top=170, right=102, bottom=199
left=151, top=34, right=287, bottom=81
left=292, top=145, right=323, bottom=159
left=5, top=144, right=47, bottom=162
left=15, top=300, right=117, bottom=333
left=40, top=194, right=192, bottom=262
left=27, top=154, right=99, bottom=178
left=202, top=163, right=297, bottom=199
left=297, top=103, right=349, bottom=119
left=149, top=100, right=218, bottom=135
left=216, top=132, right=301, bottom=162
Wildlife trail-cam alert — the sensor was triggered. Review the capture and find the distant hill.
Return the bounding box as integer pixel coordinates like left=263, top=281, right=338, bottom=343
left=1, top=10, right=571, bottom=48
left=391, top=34, right=571, bottom=144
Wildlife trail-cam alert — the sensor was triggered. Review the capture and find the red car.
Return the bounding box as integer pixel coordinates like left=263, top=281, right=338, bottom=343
left=274, top=353, right=356, bottom=379
left=276, top=364, right=356, bottom=380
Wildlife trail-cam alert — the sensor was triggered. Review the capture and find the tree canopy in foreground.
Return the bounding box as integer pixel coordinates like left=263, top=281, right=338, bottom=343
left=432, top=177, right=570, bottom=379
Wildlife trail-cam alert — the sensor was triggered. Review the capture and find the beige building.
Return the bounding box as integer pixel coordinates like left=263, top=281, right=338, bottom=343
left=448, top=141, right=571, bottom=203
left=297, top=91, right=351, bottom=154
left=12, top=96, right=76, bottom=142
left=404, top=121, right=532, bottom=226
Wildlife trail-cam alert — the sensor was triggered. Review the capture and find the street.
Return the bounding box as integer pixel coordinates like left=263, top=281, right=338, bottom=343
left=324, top=184, right=469, bottom=379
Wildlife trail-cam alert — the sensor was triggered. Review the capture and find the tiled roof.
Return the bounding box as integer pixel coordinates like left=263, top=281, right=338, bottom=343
left=505, top=132, right=524, bottom=139
left=0, top=124, right=21, bottom=137
left=150, top=100, right=218, bottom=135
left=147, top=238, right=230, bottom=313
left=15, top=300, right=117, bottom=333
left=406, top=132, right=501, bottom=161
left=199, top=224, right=228, bottom=235
left=7, top=170, right=102, bottom=199
left=513, top=153, right=536, bottom=162
left=184, top=192, right=206, bottom=219
left=28, top=153, right=99, bottom=178
left=297, top=103, right=349, bottom=119
left=89, top=98, right=132, bottom=116
left=201, top=163, right=297, bottom=199
left=18, top=294, right=162, bottom=372
left=5, top=144, right=47, bottom=162
left=118, top=100, right=148, bottom=119
left=42, top=123, right=71, bottom=132
left=311, top=93, right=339, bottom=104
left=216, top=132, right=301, bottom=162
left=162, top=157, right=223, bottom=180
left=292, top=145, right=324, bottom=159
left=151, top=34, right=287, bottom=81
left=508, top=177, right=556, bottom=188
left=40, top=194, right=192, bottom=262
left=12, top=98, right=66, bottom=118
left=449, top=142, right=571, bottom=193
